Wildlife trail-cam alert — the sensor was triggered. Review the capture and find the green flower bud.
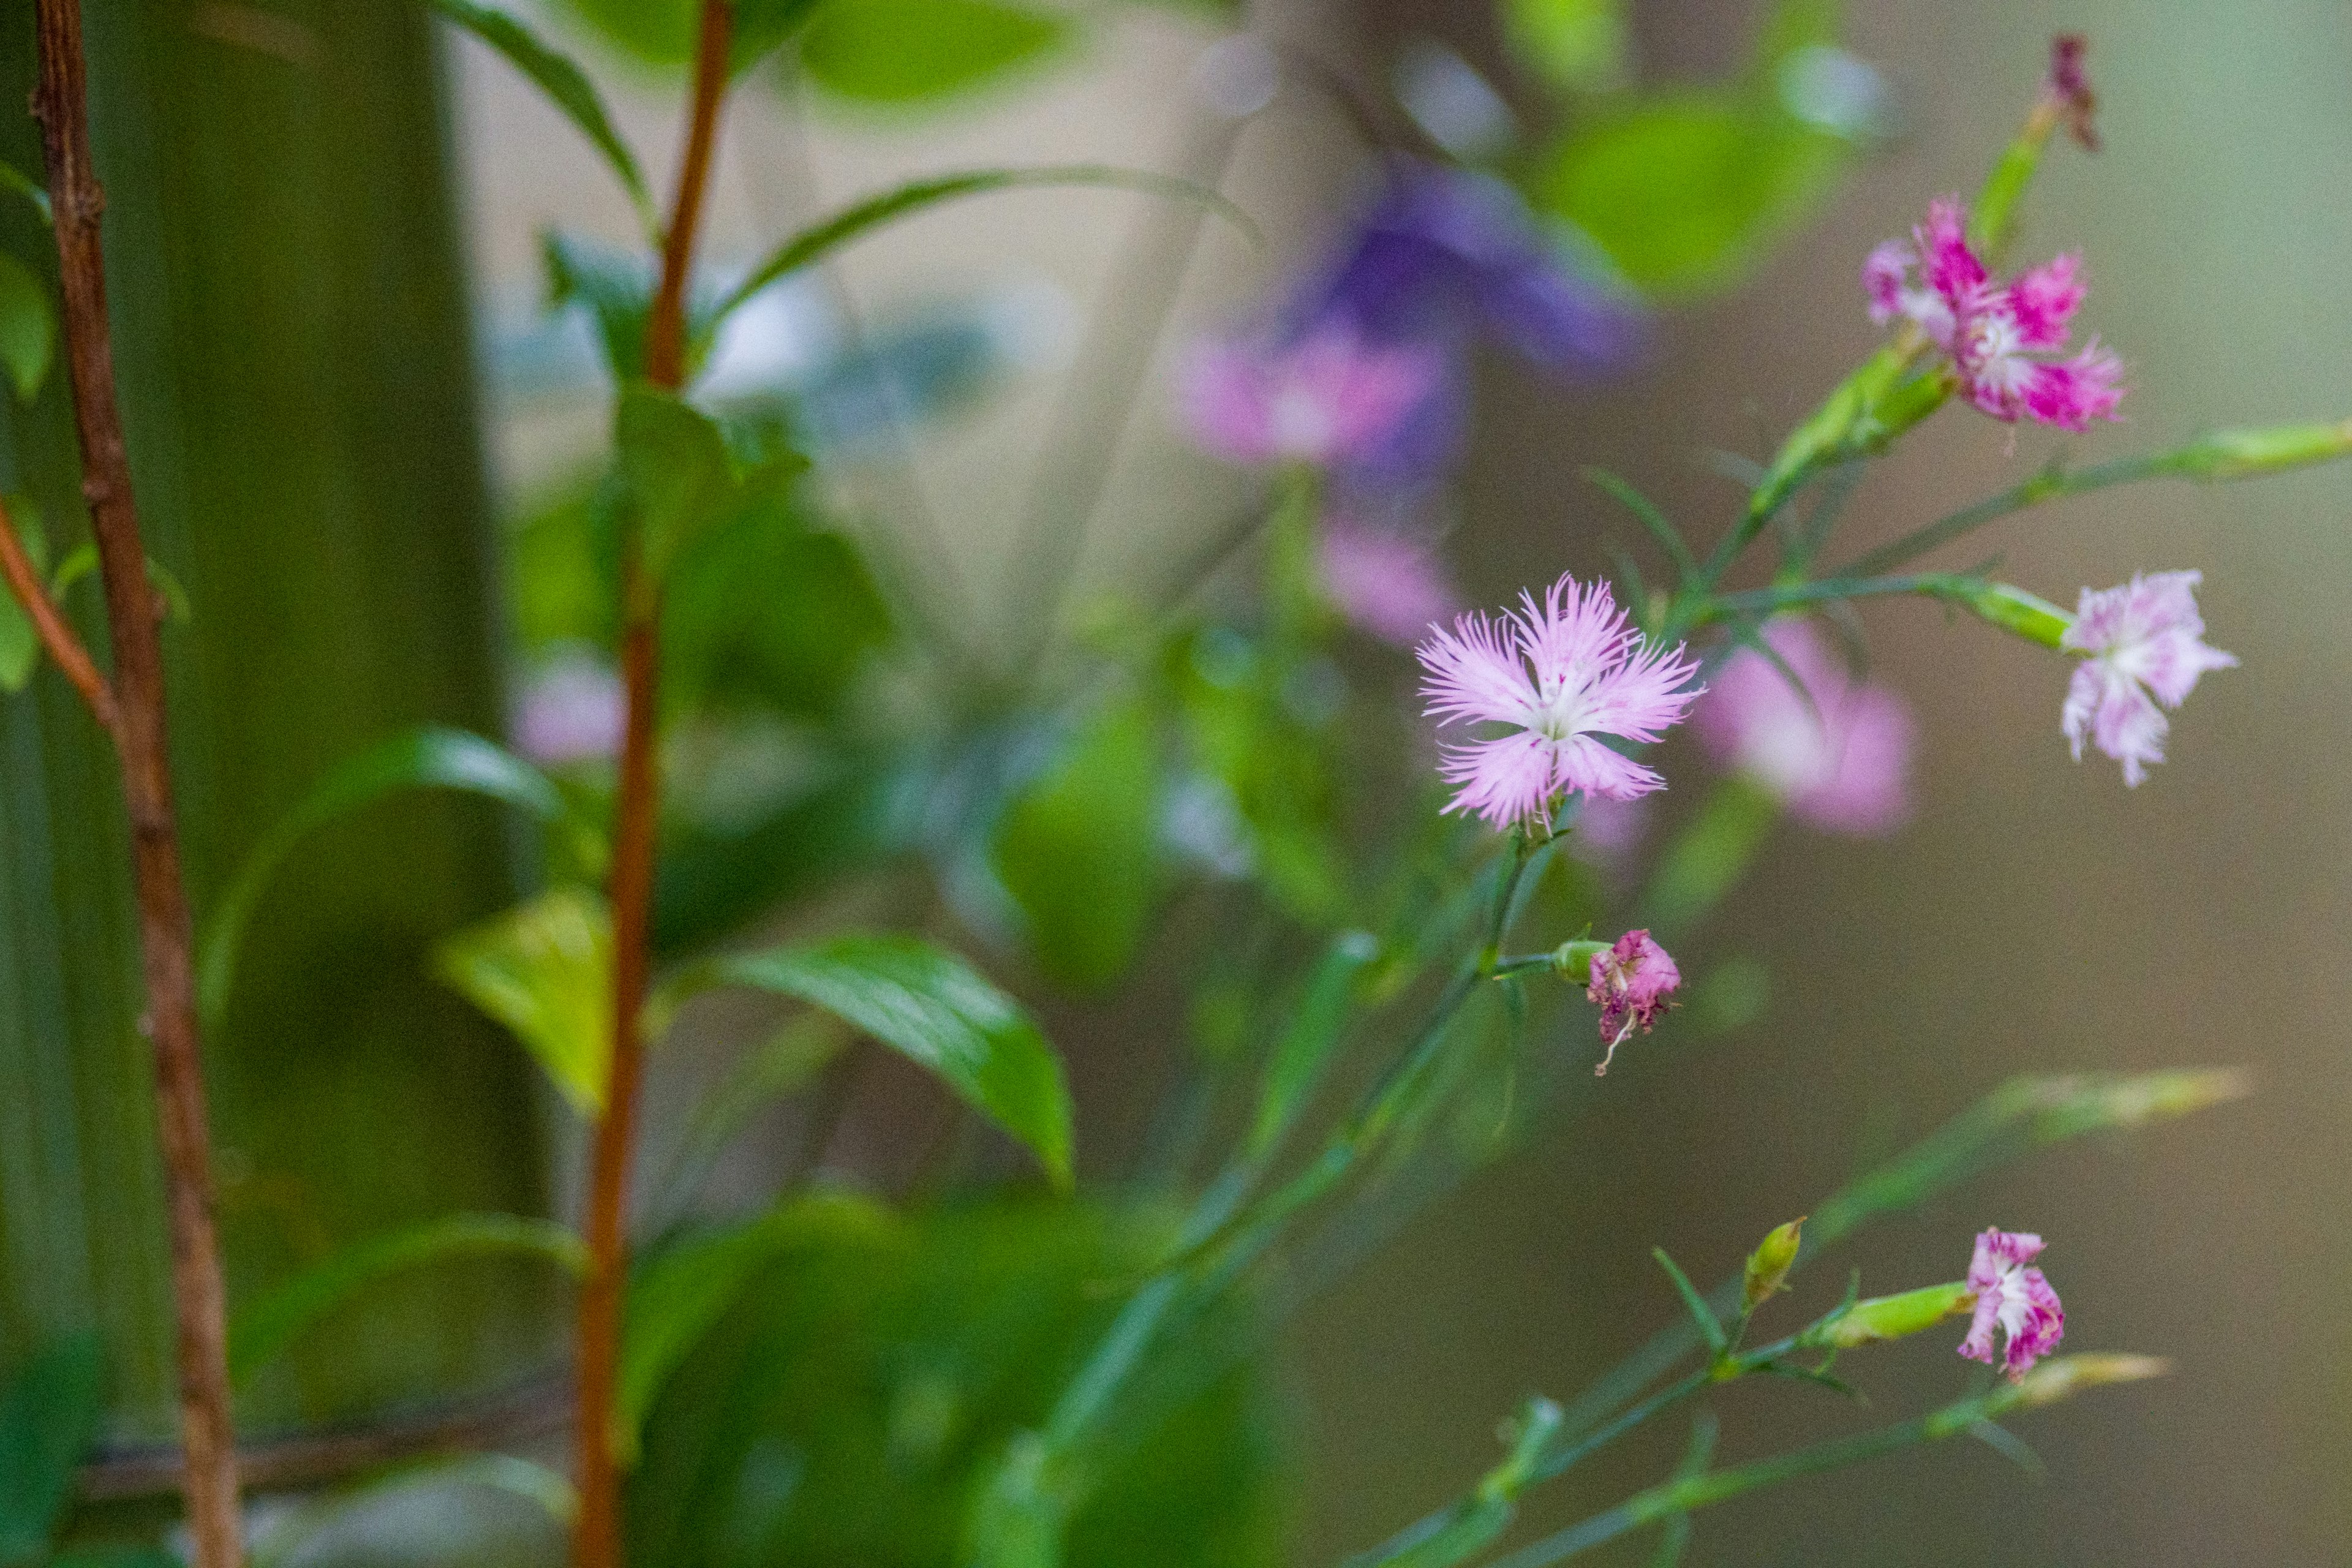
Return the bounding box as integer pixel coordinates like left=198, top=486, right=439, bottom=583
left=1550, top=938, right=1611, bottom=983
left=1936, top=579, right=2071, bottom=650
left=1741, top=1218, right=1805, bottom=1312
left=2167, top=419, right=2352, bottom=481
left=1802, top=1280, right=1973, bottom=1349
left=2008, top=1352, right=2170, bottom=1409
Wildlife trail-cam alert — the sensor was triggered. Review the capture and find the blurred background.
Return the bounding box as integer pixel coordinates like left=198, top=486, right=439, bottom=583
left=1, top=0, right=2348, bottom=1563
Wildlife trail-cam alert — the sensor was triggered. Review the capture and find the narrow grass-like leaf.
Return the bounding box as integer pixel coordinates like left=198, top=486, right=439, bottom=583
left=1248, top=930, right=1379, bottom=1159
left=199, top=727, right=568, bottom=1026
left=1651, top=1249, right=1726, bottom=1355
left=706, top=167, right=1257, bottom=334
left=428, top=0, right=656, bottom=235
left=1645, top=1412, right=1718, bottom=1568
left=228, top=1213, right=586, bottom=1387
left=1585, top=467, right=1697, bottom=583
left=709, top=936, right=1075, bottom=1188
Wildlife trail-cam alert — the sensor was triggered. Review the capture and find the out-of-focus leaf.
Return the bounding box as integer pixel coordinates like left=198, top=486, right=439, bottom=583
left=707, top=167, right=1256, bottom=338
left=549, top=0, right=820, bottom=74
left=199, top=728, right=571, bottom=1026
left=0, top=253, right=53, bottom=403
left=616, top=1193, right=898, bottom=1465
left=508, top=479, right=619, bottom=654
left=1248, top=930, right=1379, bottom=1159
left=435, top=886, right=614, bottom=1113
left=0, top=508, right=45, bottom=693
left=48, top=1550, right=179, bottom=1568
left=662, top=498, right=890, bottom=724
left=229, top=1214, right=587, bottom=1388
left=615, top=388, right=805, bottom=587
left=0, top=1333, right=103, bottom=1565
left=1533, top=91, right=1849, bottom=298
left=543, top=231, right=726, bottom=386
left=0, top=162, right=48, bottom=226
left=993, top=701, right=1164, bottom=992
left=627, top=1202, right=1284, bottom=1568
left=662, top=1016, right=848, bottom=1210
left=801, top=0, right=1071, bottom=105
left=710, top=936, right=1075, bottom=1188
left=1503, top=0, right=1627, bottom=95
left=428, top=0, right=656, bottom=233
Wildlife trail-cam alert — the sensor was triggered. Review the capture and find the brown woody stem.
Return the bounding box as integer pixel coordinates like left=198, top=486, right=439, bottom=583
left=571, top=6, right=732, bottom=1567
left=0, top=492, right=117, bottom=733
left=31, top=2, right=243, bottom=1565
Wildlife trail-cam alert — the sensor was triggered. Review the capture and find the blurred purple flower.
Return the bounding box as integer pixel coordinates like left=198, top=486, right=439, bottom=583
left=1959, top=1228, right=2065, bottom=1381
left=2060, top=570, right=2235, bottom=786
left=1180, top=325, right=1447, bottom=471
left=1586, top=928, right=1679, bottom=1072
left=1567, top=792, right=1649, bottom=878
left=1316, top=517, right=1463, bottom=646
left=514, top=654, right=624, bottom=766
left=1182, top=160, right=1643, bottom=483
left=1695, top=618, right=1915, bottom=836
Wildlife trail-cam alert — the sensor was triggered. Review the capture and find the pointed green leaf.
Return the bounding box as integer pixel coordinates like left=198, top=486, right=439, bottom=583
left=613, top=387, right=803, bottom=586
left=0, top=252, right=53, bottom=403
left=0, top=1333, right=104, bottom=1563
left=428, top=0, right=657, bottom=235
left=229, top=1213, right=586, bottom=1388
left=199, top=727, right=570, bottom=1026
left=1248, top=930, right=1378, bottom=1158
left=546, top=0, right=820, bottom=75
left=801, top=0, right=1071, bottom=104
left=992, top=701, right=1164, bottom=992
left=707, top=166, right=1257, bottom=336
left=1651, top=1248, right=1727, bottom=1355
left=435, top=887, right=614, bottom=1114
left=712, top=936, right=1074, bottom=1187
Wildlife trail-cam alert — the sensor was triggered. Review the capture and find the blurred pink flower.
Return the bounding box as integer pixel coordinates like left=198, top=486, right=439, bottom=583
left=1695, top=619, right=1914, bottom=836
left=2060, top=570, right=2236, bottom=786
left=1416, top=575, right=1700, bottom=830
left=1864, top=197, right=2124, bottom=432
left=1179, top=325, right=1445, bottom=471
left=1317, top=519, right=1463, bottom=646
left=1586, top=929, right=1679, bottom=1072
left=1567, top=792, right=1649, bottom=875
left=1959, top=1228, right=2066, bottom=1381
left=514, top=654, right=624, bottom=766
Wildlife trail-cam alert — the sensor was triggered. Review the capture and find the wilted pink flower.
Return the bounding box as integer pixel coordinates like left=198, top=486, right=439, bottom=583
left=1180, top=325, right=1445, bottom=470
left=1416, top=576, right=1700, bottom=830
left=1864, top=197, right=2123, bottom=432
left=1586, top=929, right=1679, bottom=1072
left=2060, top=570, right=2236, bottom=786
left=1695, top=619, right=1914, bottom=835
left=1960, top=1228, right=2066, bottom=1380
left=2046, top=33, right=2099, bottom=151
left=514, top=654, right=624, bottom=766
left=1318, top=519, right=1464, bottom=646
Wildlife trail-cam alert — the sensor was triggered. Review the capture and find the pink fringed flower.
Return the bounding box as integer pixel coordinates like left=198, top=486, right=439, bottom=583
left=1586, top=929, right=1679, bottom=1072
left=2060, top=570, right=2237, bottom=786
left=1863, top=198, right=2124, bottom=433
left=1695, top=619, right=1915, bottom=836
left=1179, top=325, right=1444, bottom=470
left=1959, top=1228, right=2066, bottom=1380
left=1415, top=576, right=1701, bottom=830
left=514, top=654, right=624, bottom=766
left=1318, top=519, right=1464, bottom=647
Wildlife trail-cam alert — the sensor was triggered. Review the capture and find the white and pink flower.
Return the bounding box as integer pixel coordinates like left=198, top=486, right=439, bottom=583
left=1415, top=576, right=1700, bottom=831
left=1959, top=1228, right=2066, bottom=1381
left=2060, top=570, right=2236, bottom=786
left=1864, top=198, right=2124, bottom=433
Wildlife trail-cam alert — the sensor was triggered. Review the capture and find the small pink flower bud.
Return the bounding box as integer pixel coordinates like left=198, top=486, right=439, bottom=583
left=1584, top=929, right=1679, bottom=1073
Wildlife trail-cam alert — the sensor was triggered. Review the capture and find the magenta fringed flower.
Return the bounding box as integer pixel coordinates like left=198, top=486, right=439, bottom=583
left=1586, top=929, right=1679, bottom=1072
left=2061, top=570, right=2237, bottom=786
left=1415, top=576, right=1700, bottom=830
left=1959, top=1228, right=2066, bottom=1380
left=1179, top=325, right=1444, bottom=472
left=1695, top=618, right=1915, bottom=836
left=1863, top=197, right=2124, bottom=432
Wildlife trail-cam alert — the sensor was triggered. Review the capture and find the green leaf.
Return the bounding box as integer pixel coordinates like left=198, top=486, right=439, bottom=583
left=710, top=936, right=1075, bottom=1188
left=0, top=162, right=49, bottom=226
left=1247, top=930, right=1378, bottom=1159
left=427, top=0, right=656, bottom=235
left=547, top=0, right=820, bottom=75
left=0, top=253, right=53, bottom=402
left=616, top=1193, right=897, bottom=1466
left=544, top=230, right=658, bottom=385
left=0, top=1333, right=103, bottom=1564
left=435, top=887, right=614, bottom=1114
left=230, top=1213, right=586, bottom=1389
left=1651, top=1248, right=1727, bottom=1355
left=198, top=727, right=570, bottom=1027
left=801, top=0, right=1071, bottom=104
left=0, top=510, right=45, bottom=694
left=48, top=1550, right=180, bottom=1568
left=1532, top=92, right=1848, bottom=298
left=1503, top=0, right=1628, bottom=95
left=613, top=387, right=803, bottom=587
left=707, top=166, right=1257, bottom=337
left=992, top=701, right=1164, bottom=992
